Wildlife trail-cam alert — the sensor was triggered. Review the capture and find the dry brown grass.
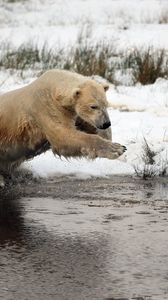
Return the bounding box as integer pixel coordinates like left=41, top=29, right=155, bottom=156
left=159, top=10, right=168, bottom=24
left=123, top=48, right=168, bottom=85
left=134, top=139, right=168, bottom=179
left=0, top=41, right=117, bottom=83
left=0, top=42, right=168, bottom=86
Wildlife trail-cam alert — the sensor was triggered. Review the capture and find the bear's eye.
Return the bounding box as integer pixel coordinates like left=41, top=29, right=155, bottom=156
left=90, top=105, right=98, bottom=110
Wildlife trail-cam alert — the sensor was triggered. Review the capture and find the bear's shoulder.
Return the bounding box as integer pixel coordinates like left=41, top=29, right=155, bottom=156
left=33, top=69, right=91, bottom=93
left=41, top=69, right=85, bottom=80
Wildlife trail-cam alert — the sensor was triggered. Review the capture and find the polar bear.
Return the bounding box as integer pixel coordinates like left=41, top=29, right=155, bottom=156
left=0, top=69, right=126, bottom=185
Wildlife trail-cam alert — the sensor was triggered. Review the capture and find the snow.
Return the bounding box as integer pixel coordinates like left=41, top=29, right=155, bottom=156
left=0, top=0, right=168, bottom=178
left=1, top=0, right=168, bottom=50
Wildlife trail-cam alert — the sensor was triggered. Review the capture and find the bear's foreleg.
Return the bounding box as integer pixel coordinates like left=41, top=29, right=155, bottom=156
left=41, top=118, right=126, bottom=159
left=97, top=127, right=112, bottom=141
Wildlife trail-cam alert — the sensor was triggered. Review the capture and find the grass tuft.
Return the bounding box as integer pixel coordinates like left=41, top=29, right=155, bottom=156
left=134, top=139, right=168, bottom=179
left=159, top=10, right=168, bottom=24
left=142, top=138, right=156, bottom=165
left=123, top=48, right=168, bottom=85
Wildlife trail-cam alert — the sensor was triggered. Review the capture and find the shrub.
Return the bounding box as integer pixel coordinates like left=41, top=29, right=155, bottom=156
left=134, top=139, right=168, bottom=179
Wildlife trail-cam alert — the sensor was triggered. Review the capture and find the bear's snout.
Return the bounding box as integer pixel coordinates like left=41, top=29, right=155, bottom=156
left=102, top=121, right=111, bottom=129
left=96, top=110, right=111, bottom=130
left=97, top=121, right=111, bottom=130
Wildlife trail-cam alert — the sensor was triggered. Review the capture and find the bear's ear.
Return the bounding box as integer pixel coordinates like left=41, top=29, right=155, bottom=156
left=72, top=88, right=81, bottom=99
left=102, top=83, right=109, bottom=92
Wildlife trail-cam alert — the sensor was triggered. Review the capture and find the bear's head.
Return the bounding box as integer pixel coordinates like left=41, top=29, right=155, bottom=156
left=72, top=80, right=111, bottom=130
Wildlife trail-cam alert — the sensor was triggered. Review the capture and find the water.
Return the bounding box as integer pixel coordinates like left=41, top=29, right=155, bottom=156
left=0, top=176, right=168, bottom=300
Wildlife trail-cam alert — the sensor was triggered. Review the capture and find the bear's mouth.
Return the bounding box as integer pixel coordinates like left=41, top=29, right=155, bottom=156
left=97, top=121, right=111, bottom=130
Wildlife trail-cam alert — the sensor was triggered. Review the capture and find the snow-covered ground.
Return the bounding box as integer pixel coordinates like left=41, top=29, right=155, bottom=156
left=1, top=0, right=168, bottom=50
left=0, top=0, right=168, bottom=178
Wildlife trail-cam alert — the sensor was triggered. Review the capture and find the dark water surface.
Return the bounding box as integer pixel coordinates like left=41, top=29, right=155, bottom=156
left=0, top=176, right=168, bottom=300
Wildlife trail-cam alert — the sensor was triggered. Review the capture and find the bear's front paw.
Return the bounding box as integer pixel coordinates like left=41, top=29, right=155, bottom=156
left=96, top=141, right=127, bottom=160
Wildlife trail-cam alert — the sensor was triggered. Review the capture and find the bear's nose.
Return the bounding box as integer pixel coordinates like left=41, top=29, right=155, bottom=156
left=102, top=121, right=111, bottom=129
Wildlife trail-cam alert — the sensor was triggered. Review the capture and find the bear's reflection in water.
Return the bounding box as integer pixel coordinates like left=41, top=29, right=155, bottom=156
left=0, top=188, right=24, bottom=246
left=0, top=189, right=113, bottom=300
left=0, top=179, right=168, bottom=300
